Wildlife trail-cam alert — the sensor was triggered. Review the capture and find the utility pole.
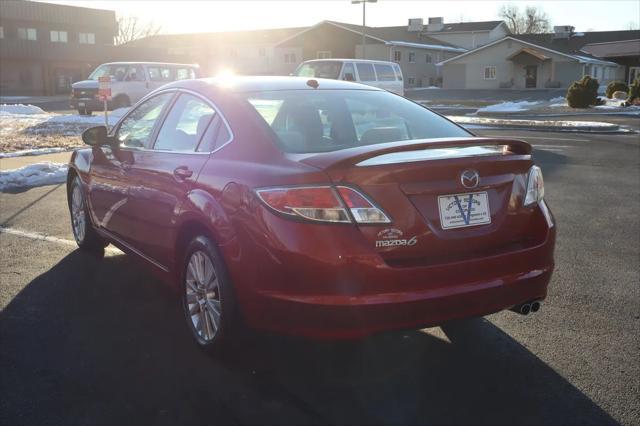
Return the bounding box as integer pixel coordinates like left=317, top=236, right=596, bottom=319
left=351, top=0, right=377, bottom=59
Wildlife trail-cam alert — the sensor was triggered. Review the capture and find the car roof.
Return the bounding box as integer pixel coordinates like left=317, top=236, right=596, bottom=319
left=301, top=58, right=398, bottom=65
left=164, top=76, right=383, bottom=93
left=99, top=62, right=199, bottom=67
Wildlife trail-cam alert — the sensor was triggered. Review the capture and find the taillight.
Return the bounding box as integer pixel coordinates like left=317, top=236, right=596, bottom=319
left=256, top=186, right=350, bottom=223
left=256, top=185, right=390, bottom=224
left=336, top=186, right=390, bottom=224
left=524, top=165, right=544, bottom=206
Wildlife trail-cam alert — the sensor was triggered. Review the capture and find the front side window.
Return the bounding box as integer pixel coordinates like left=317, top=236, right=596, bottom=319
left=154, top=94, right=215, bottom=152
left=116, top=93, right=174, bottom=148
left=88, top=64, right=134, bottom=82
left=355, top=63, right=376, bottom=81
left=295, top=61, right=343, bottom=79
left=245, top=90, right=469, bottom=153
left=374, top=64, right=395, bottom=81
left=484, top=66, right=496, bottom=80
left=393, top=64, right=403, bottom=81
left=18, top=28, right=37, bottom=41
left=50, top=30, right=68, bottom=43
left=341, top=63, right=356, bottom=81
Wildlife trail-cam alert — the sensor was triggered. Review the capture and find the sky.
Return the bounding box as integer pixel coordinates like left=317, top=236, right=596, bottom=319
left=36, top=0, right=640, bottom=34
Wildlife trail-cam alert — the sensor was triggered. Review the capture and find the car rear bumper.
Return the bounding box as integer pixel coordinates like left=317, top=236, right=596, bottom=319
left=233, top=207, right=556, bottom=339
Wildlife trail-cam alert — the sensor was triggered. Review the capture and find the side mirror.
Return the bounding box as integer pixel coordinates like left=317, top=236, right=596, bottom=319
left=82, top=126, right=114, bottom=147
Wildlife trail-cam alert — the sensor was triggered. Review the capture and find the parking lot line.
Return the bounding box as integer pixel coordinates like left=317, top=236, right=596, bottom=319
left=0, top=226, right=120, bottom=253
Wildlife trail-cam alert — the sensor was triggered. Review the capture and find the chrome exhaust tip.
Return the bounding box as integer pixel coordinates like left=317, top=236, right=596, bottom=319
left=510, top=303, right=531, bottom=315
left=530, top=301, right=541, bottom=313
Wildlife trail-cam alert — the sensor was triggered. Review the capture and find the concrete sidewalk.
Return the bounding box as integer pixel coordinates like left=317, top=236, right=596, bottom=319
left=0, top=152, right=72, bottom=171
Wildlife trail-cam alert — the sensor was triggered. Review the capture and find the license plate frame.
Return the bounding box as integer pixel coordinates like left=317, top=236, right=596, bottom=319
left=438, top=191, right=491, bottom=230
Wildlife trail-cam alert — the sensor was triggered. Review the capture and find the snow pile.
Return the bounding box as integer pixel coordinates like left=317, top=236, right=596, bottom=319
left=0, top=147, right=70, bottom=158
left=449, top=115, right=620, bottom=130
left=0, top=104, right=46, bottom=115
left=594, top=97, right=625, bottom=109
left=477, top=101, right=540, bottom=113
left=0, top=162, right=68, bottom=192
left=48, top=107, right=129, bottom=125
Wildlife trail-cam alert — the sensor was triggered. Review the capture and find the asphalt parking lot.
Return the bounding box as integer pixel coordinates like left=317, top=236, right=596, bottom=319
left=1, top=123, right=639, bottom=425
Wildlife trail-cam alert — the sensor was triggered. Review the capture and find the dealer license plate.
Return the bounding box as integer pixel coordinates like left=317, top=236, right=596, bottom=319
left=438, top=191, right=491, bottom=230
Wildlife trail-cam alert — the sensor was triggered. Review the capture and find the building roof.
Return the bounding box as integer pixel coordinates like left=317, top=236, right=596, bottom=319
left=128, top=26, right=307, bottom=48
left=324, top=21, right=457, bottom=46
left=438, top=36, right=619, bottom=66
left=512, top=30, right=640, bottom=55
left=0, top=0, right=116, bottom=30
left=581, top=39, right=640, bottom=58
left=424, top=21, right=504, bottom=33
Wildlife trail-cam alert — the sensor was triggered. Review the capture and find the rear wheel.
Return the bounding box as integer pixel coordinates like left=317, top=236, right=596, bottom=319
left=68, top=176, right=106, bottom=252
left=181, top=236, right=237, bottom=353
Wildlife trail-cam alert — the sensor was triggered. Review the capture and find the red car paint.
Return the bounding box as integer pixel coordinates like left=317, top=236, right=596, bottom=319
left=69, top=77, right=555, bottom=339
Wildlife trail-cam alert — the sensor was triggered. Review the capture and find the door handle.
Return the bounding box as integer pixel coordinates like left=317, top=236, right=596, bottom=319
left=173, top=166, right=193, bottom=181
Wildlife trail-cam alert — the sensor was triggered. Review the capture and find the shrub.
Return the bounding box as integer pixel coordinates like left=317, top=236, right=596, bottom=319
left=566, top=75, right=600, bottom=108
left=628, top=78, right=640, bottom=105
left=605, top=81, right=629, bottom=98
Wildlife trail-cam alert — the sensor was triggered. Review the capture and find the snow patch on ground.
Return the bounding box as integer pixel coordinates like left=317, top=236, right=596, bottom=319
left=47, top=107, right=129, bottom=125
left=0, top=162, right=68, bottom=192
left=449, top=115, right=618, bottom=129
left=477, top=101, right=541, bottom=112
left=0, top=104, right=46, bottom=115
left=0, top=147, right=70, bottom=158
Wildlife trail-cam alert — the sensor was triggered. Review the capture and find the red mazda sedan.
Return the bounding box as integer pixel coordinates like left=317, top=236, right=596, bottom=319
left=67, top=76, right=555, bottom=350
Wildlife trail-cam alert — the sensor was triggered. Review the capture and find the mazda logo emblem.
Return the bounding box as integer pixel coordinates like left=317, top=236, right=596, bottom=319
left=460, top=169, right=480, bottom=189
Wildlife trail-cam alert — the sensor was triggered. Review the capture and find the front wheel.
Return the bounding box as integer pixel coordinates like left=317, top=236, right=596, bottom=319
left=68, top=176, right=106, bottom=252
left=181, top=236, right=237, bottom=353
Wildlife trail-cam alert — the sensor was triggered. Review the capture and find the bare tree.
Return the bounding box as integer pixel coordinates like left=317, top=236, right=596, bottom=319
left=499, top=4, right=551, bottom=34
left=115, top=15, right=162, bottom=45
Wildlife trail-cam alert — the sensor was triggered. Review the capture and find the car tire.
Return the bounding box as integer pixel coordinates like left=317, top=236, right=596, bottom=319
left=181, top=235, right=238, bottom=354
left=68, top=175, right=107, bottom=253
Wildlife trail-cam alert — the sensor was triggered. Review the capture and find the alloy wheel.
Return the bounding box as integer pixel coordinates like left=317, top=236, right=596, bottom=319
left=71, top=182, right=86, bottom=243
left=185, top=250, right=222, bottom=342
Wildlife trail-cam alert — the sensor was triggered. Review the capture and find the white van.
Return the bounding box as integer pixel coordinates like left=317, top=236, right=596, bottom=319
left=70, top=62, right=200, bottom=115
left=294, top=59, right=404, bottom=96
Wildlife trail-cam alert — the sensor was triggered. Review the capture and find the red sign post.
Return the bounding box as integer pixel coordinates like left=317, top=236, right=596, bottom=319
left=98, top=76, right=111, bottom=128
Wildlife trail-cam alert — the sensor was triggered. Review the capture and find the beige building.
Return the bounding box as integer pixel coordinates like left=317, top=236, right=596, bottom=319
left=439, top=35, right=622, bottom=89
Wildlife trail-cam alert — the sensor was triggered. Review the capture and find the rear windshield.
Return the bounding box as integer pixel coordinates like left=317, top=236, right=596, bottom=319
left=244, top=90, right=470, bottom=153
left=294, top=61, right=343, bottom=79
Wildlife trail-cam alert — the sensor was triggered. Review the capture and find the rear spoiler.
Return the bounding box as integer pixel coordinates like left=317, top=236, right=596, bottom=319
left=296, top=137, right=531, bottom=170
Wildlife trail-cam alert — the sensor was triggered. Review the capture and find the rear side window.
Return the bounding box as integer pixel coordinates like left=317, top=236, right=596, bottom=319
left=356, top=63, right=376, bottom=81
left=154, top=94, right=215, bottom=152
left=197, top=115, right=233, bottom=152
left=148, top=66, right=173, bottom=82
left=374, top=64, right=395, bottom=81
left=175, top=67, right=196, bottom=80
left=116, top=93, right=174, bottom=148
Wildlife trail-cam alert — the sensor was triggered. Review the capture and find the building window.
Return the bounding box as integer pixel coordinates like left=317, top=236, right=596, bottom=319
left=50, top=30, right=68, bottom=43
left=393, top=50, right=401, bottom=62
left=317, top=51, right=331, bottom=59
left=425, top=53, right=432, bottom=64
left=258, top=47, right=266, bottom=57
left=229, top=49, right=238, bottom=58
left=18, top=28, right=37, bottom=41
left=407, top=77, right=415, bottom=86
left=484, top=66, right=496, bottom=80
left=79, top=32, right=95, bottom=44
left=284, top=53, right=297, bottom=64
left=0, top=26, right=4, bottom=39
left=408, top=52, right=415, bottom=63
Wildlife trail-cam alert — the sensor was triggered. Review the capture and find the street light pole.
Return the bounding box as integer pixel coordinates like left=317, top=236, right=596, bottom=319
left=352, top=0, right=377, bottom=60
